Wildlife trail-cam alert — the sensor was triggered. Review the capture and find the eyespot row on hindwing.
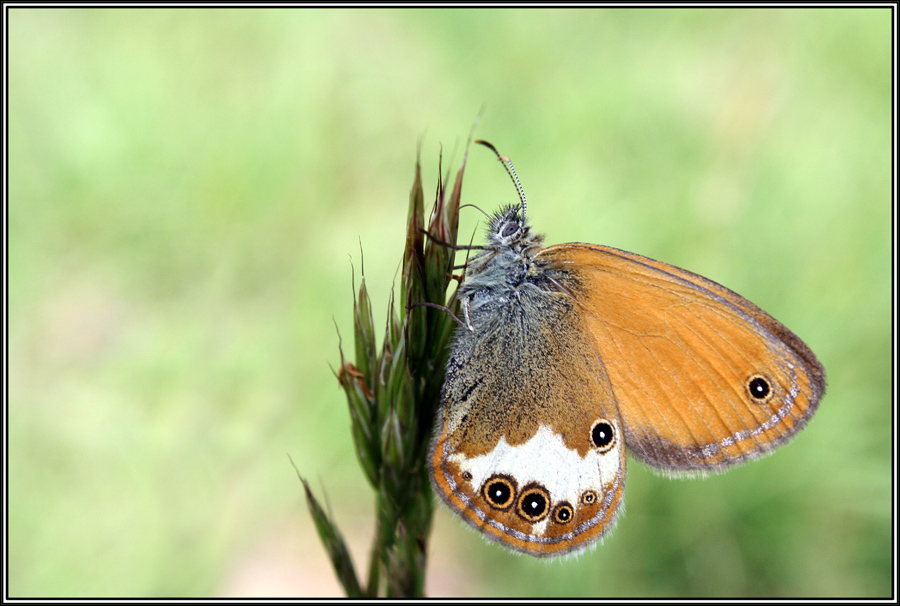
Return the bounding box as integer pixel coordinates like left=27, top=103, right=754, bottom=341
left=478, top=418, right=617, bottom=526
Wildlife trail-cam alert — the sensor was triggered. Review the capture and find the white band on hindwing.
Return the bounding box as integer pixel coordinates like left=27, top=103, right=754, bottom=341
left=438, top=424, right=622, bottom=547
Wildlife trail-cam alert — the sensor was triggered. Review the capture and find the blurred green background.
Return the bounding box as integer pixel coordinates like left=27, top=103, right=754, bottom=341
left=8, top=7, right=892, bottom=598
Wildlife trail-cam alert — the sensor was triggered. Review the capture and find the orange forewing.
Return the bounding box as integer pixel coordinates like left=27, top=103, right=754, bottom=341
left=538, top=243, right=825, bottom=473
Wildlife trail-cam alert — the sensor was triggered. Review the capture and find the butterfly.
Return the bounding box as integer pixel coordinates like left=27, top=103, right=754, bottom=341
left=428, top=140, right=825, bottom=557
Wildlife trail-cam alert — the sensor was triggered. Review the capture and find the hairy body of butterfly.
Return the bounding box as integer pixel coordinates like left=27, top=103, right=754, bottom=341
left=428, top=203, right=825, bottom=558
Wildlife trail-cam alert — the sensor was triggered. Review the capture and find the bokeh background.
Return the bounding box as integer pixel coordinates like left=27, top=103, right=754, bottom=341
left=8, top=7, right=892, bottom=598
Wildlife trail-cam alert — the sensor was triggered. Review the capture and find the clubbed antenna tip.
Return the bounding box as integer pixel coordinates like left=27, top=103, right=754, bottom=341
left=475, top=139, right=527, bottom=219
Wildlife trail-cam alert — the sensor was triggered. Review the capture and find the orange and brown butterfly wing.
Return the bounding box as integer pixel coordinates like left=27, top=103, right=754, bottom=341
left=429, top=286, right=626, bottom=556
left=537, top=243, right=825, bottom=473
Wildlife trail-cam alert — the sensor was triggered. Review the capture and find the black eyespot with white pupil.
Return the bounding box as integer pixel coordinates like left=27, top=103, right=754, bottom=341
left=517, top=484, right=550, bottom=523
left=553, top=502, right=574, bottom=525
left=747, top=375, right=773, bottom=402
left=591, top=419, right=616, bottom=452
left=482, top=475, right=516, bottom=510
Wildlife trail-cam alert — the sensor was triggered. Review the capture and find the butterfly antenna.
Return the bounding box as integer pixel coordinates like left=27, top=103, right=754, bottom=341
left=475, top=139, right=527, bottom=219
left=460, top=203, right=492, bottom=221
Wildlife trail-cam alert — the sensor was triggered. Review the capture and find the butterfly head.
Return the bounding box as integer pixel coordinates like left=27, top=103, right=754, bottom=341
left=487, top=204, right=542, bottom=251
left=475, top=140, right=545, bottom=256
